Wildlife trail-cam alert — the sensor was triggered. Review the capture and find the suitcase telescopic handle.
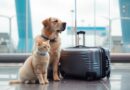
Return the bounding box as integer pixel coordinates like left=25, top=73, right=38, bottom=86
left=76, top=31, right=86, bottom=48
left=77, top=31, right=85, bottom=35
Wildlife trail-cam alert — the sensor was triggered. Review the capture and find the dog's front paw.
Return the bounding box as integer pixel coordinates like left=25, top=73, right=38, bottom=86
left=53, top=75, right=60, bottom=81
left=39, top=81, right=45, bottom=85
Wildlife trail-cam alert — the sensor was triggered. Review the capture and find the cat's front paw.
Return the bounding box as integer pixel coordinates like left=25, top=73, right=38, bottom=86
left=31, top=80, right=36, bottom=84
left=45, top=79, right=49, bottom=84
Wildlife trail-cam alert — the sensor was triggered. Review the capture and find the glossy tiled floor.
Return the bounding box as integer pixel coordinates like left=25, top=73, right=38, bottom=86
left=0, top=63, right=130, bottom=90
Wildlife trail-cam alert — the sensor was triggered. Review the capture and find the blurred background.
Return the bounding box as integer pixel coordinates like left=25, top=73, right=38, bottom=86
left=0, top=0, right=130, bottom=53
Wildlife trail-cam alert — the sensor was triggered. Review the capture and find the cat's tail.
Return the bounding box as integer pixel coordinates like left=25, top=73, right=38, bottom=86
left=9, top=80, right=22, bottom=84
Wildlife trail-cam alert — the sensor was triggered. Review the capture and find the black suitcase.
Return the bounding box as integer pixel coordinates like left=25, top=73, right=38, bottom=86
left=60, top=31, right=111, bottom=80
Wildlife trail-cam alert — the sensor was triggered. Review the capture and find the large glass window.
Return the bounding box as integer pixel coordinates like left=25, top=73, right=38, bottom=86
left=0, top=0, right=130, bottom=53
left=0, top=0, right=18, bottom=53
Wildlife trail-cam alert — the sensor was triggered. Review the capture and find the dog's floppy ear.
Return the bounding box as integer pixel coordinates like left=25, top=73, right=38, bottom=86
left=42, top=19, right=48, bottom=27
left=42, top=18, right=51, bottom=28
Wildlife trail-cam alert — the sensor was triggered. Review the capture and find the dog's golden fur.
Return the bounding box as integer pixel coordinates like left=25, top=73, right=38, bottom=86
left=10, top=41, right=50, bottom=84
left=35, top=17, right=66, bottom=81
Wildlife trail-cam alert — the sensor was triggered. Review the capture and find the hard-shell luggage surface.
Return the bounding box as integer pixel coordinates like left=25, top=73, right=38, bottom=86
left=60, top=47, right=110, bottom=80
left=60, top=31, right=111, bottom=80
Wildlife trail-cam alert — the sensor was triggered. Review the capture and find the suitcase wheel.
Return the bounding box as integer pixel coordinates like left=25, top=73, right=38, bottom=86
left=107, top=71, right=111, bottom=79
left=86, top=72, right=97, bottom=80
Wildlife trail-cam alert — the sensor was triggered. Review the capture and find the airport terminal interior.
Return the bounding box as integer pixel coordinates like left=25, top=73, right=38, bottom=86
left=0, top=0, right=130, bottom=90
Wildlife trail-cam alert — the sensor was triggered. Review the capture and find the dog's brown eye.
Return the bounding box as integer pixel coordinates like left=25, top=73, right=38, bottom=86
left=57, top=30, right=61, bottom=33
left=54, top=20, right=58, bottom=22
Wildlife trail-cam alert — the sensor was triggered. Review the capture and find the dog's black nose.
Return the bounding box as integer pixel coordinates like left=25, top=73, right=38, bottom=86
left=62, top=22, right=66, bottom=31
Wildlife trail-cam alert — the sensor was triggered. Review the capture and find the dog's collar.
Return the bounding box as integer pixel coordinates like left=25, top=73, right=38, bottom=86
left=41, top=35, right=56, bottom=42
left=37, top=51, right=48, bottom=56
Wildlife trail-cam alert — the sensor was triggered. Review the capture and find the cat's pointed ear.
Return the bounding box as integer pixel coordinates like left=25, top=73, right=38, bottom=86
left=36, top=41, right=42, bottom=46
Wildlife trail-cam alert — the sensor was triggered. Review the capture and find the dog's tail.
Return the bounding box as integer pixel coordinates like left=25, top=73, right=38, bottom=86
left=9, top=80, right=22, bottom=84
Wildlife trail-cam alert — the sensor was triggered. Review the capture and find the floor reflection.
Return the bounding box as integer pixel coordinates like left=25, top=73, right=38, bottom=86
left=0, top=63, right=130, bottom=90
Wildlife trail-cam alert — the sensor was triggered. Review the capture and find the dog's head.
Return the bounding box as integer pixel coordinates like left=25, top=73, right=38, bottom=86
left=42, top=17, right=66, bottom=33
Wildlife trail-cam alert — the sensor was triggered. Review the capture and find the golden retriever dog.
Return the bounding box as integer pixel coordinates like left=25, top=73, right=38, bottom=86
left=36, top=17, right=66, bottom=81
left=10, top=40, right=50, bottom=84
